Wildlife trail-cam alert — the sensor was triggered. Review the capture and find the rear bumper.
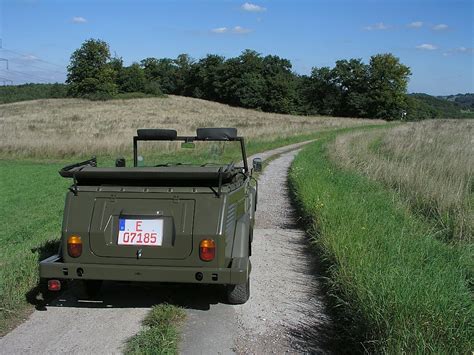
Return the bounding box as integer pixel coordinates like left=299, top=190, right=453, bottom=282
left=39, top=255, right=250, bottom=285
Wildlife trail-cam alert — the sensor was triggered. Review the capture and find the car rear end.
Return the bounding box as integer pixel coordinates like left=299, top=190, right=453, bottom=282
left=40, top=184, right=250, bottom=286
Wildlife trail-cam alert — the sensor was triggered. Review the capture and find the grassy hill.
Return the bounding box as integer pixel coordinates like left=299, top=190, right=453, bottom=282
left=0, top=95, right=381, bottom=159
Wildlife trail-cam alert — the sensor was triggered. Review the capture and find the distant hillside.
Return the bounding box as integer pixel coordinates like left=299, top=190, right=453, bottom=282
left=438, top=93, right=474, bottom=109
left=408, top=93, right=473, bottom=119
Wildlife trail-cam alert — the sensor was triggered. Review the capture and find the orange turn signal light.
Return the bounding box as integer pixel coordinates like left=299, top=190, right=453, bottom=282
left=199, top=239, right=216, bottom=262
left=67, top=235, right=82, bottom=258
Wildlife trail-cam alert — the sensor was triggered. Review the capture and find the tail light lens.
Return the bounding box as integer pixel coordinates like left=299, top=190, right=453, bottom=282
left=67, top=235, right=82, bottom=258
left=199, top=239, right=216, bottom=261
left=48, top=279, right=61, bottom=291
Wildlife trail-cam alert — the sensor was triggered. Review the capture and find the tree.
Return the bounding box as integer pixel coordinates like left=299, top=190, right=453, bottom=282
left=220, top=50, right=266, bottom=109
left=300, top=67, right=340, bottom=115
left=367, top=53, right=411, bottom=120
left=261, top=55, right=297, bottom=113
left=109, top=56, right=124, bottom=84
left=189, top=54, right=226, bottom=100
left=141, top=57, right=177, bottom=94
left=332, top=58, right=370, bottom=117
left=406, top=95, right=439, bottom=120
left=66, top=39, right=117, bottom=98
left=300, top=54, right=411, bottom=119
left=174, top=54, right=194, bottom=95
left=116, top=63, right=146, bottom=93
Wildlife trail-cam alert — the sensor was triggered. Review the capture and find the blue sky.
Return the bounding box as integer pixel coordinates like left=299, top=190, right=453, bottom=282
left=0, top=0, right=472, bottom=95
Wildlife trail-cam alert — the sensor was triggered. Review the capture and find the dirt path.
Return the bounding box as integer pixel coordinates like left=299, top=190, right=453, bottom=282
left=180, top=148, right=335, bottom=354
left=0, top=140, right=334, bottom=354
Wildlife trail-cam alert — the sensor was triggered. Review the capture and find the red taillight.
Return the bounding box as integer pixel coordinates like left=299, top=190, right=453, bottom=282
left=199, top=239, right=216, bottom=261
left=48, top=279, right=61, bottom=291
left=67, top=235, right=82, bottom=258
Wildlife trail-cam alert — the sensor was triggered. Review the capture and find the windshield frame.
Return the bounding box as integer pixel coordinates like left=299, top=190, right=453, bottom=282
left=133, top=135, right=248, bottom=172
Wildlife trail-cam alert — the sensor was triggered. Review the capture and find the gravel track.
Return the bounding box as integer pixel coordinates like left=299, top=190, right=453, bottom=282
left=0, top=141, right=334, bottom=354
left=181, top=147, right=335, bottom=354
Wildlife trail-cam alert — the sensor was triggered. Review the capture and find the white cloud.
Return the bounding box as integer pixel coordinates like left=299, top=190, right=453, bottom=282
left=211, top=26, right=253, bottom=35
left=444, top=47, right=474, bottom=56
left=455, top=47, right=474, bottom=53
left=241, top=2, right=266, bottom=12
left=433, top=23, right=449, bottom=31
left=416, top=43, right=438, bottom=50
left=364, top=22, right=390, bottom=31
left=211, top=27, right=228, bottom=34
left=22, top=54, right=39, bottom=61
left=232, top=26, right=252, bottom=34
left=72, top=16, right=87, bottom=24
left=407, top=21, right=423, bottom=28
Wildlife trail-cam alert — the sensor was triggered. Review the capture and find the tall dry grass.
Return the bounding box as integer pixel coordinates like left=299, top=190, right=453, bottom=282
left=0, top=96, right=381, bottom=158
left=290, top=130, right=473, bottom=353
left=329, top=120, right=473, bottom=242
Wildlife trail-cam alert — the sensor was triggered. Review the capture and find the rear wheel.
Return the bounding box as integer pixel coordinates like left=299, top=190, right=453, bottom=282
left=82, top=280, right=102, bottom=299
left=226, top=278, right=250, bottom=304
left=249, top=228, right=254, bottom=256
left=36, top=278, right=51, bottom=308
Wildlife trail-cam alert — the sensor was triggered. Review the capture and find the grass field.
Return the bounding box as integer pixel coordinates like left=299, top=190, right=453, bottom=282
left=329, top=120, right=473, bottom=242
left=0, top=96, right=379, bottom=159
left=0, top=96, right=382, bottom=334
left=289, top=128, right=473, bottom=353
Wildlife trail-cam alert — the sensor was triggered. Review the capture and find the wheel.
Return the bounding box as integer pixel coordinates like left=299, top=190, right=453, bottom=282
left=36, top=278, right=51, bottom=309
left=249, top=227, right=254, bottom=256
left=34, top=278, right=67, bottom=309
left=226, top=278, right=250, bottom=304
left=82, top=280, right=102, bottom=299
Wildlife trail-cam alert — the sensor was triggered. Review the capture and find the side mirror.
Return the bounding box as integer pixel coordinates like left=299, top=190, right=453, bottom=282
left=115, top=157, right=126, bottom=167
left=252, top=157, right=262, bottom=172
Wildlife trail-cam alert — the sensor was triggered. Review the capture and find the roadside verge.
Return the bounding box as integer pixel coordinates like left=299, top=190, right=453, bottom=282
left=288, top=132, right=472, bottom=353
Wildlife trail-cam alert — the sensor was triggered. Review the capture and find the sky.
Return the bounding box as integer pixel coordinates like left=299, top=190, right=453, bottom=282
left=0, top=0, right=472, bottom=95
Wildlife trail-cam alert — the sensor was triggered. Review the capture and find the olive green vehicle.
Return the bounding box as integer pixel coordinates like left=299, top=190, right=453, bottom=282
left=40, top=128, right=261, bottom=304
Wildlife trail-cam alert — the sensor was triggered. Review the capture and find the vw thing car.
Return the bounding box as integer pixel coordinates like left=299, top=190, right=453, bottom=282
left=40, top=128, right=260, bottom=304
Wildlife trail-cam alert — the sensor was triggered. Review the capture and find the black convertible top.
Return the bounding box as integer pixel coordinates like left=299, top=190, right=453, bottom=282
left=72, top=166, right=234, bottom=182
left=59, top=160, right=237, bottom=186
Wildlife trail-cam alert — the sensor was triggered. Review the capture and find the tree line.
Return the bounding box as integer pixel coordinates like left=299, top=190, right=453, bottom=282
left=5, top=39, right=465, bottom=120
left=66, top=39, right=418, bottom=120
left=0, top=83, right=67, bottom=104
left=2, top=38, right=470, bottom=120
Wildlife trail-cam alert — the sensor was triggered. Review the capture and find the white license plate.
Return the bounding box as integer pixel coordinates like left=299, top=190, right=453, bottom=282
left=118, top=218, right=164, bottom=246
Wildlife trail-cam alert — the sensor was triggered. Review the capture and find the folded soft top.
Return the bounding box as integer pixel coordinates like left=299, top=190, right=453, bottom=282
left=60, top=163, right=237, bottom=186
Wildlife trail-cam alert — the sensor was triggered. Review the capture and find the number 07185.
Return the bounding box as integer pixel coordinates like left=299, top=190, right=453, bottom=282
left=117, top=218, right=163, bottom=246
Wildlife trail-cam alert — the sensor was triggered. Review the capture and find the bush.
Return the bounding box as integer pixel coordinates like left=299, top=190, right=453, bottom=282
left=143, top=81, right=163, bottom=96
